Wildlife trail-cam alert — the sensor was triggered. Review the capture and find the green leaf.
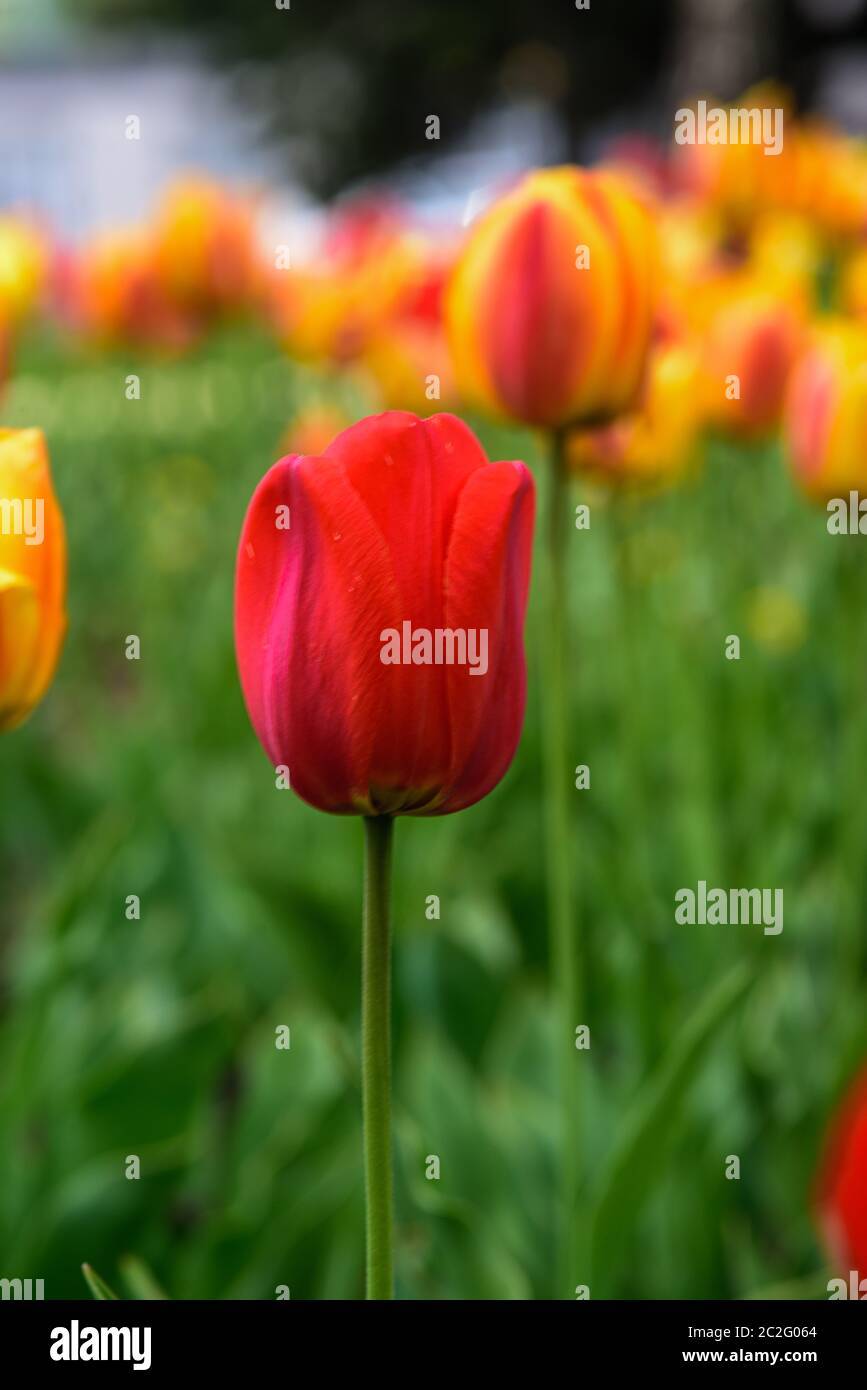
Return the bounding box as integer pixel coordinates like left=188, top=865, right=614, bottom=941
left=81, top=1263, right=119, bottom=1301
left=120, top=1255, right=169, bottom=1300
left=589, top=962, right=753, bottom=1294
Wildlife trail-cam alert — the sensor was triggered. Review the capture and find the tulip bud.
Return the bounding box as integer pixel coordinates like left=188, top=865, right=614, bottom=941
left=445, top=166, right=658, bottom=429
left=784, top=322, right=867, bottom=501
left=0, top=429, right=67, bottom=732
left=815, top=1066, right=867, bottom=1281
left=235, top=411, right=534, bottom=816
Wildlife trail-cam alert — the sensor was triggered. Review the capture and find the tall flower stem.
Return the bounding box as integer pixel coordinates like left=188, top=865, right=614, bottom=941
left=362, top=813, right=395, bottom=1299
left=541, top=427, right=580, bottom=1293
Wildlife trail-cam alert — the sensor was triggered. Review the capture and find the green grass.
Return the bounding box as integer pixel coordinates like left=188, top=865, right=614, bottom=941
left=0, top=325, right=863, bottom=1299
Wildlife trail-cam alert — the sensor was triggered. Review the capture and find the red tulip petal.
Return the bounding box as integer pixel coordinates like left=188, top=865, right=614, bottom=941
left=816, top=1067, right=867, bottom=1275
left=235, top=453, right=397, bottom=812
left=325, top=412, right=486, bottom=618
left=437, top=458, right=535, bottom=813
left=298, top=448, right=451, bottom=811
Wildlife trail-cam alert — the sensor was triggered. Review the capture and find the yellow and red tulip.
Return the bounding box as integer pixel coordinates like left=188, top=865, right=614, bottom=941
left=445, top=166, right=658, bottom=428
left=152, top=176, right=261, bottom=319
left=697, top=276, right=803, bottom=439
left=0, top=429, right=66, bottom=732
left=784, top=320, right=867, bottom=501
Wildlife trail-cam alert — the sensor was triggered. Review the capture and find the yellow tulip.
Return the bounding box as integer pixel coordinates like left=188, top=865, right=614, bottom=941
left=0, top=217, right=47, bottom=324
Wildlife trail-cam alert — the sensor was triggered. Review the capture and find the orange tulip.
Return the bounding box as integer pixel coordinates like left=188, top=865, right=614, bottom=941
left=0, top=429, right=66, bottom=731
left=784, top=321, right=867, bottom=502
left=673, top=86, right=792, bottom=233
left=446, top=166, right=658, bottom=428
left=777, top=123, right=867, bottom=240
left=152, top=176, right=260, bottom=318
left=73, top=228, right=197, bottom=352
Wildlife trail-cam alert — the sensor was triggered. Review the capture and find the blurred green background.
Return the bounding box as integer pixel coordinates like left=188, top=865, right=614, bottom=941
left=1, top=323, right=864, bottom=1299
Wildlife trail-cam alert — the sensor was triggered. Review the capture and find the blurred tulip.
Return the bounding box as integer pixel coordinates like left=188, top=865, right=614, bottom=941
left=659, top=199, right=725, bottom=296
left=565, top=336, right=701, bottom=486
left=277, top=402, right=352, bottom=459
left=699, top=280, right=803, bottom=439
left=0, top=216, right=48, bottom=324
left=235, top=411, right=534, bottom=816
left=278, top=210, right=449, bottom=368
left=676, top=85, right=867, bottom=242
left=73, top=228, right=198, bottom=352
left=271, top=197, right=402, bottom=362
left=782, top=124, right=867, bottom=241
left=748, top=213, right=822, bottom=310
left=363, top=322, right=456, bottom=413
left=361, top=253, right=457, bottom=410
left=784, top=321, right=867, bottom=501
left=152, top=176, right=261, bottom=318
left=446, top=166, right=658, bottom=428
left=0, top=429, right=66, bottom=732
left=815, top=1066, right=867, bottom=1280
left=672, top=85, right=792, bottom=232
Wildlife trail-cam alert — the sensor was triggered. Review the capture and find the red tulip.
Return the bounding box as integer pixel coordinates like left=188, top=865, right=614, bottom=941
left=815, top=1066, right=867, bottom=1279
left=235, top=411, right=534, bottom=816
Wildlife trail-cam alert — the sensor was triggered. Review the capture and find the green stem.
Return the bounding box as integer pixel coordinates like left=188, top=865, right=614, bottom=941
left=362, top=814, right=394, bottom=1300
left=540, top=428, right=580, bottom=1294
